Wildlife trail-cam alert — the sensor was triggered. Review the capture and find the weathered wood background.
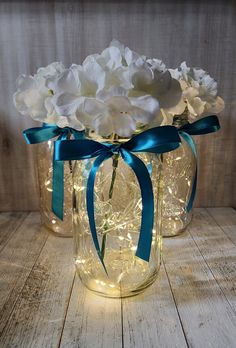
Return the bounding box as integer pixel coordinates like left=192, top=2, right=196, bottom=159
left=0, top=0, right=235, bottom=211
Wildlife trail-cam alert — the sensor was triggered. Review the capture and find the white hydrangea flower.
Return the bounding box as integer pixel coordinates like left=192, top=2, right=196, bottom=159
left=48, top=40, right=183, bottom=136
left=49, top=63, right=159, bottom=136
left=167, top=62, right=224, bottom=122
left=81, top=95, right=160, bottom=137
left=13, top=62, right=65, bottom=123
left=110, top=40, right=182, bottom=110
left=14, top=42, right=184, bottom=136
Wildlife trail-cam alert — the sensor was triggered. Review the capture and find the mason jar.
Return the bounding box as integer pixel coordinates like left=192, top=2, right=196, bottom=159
left=37, top=140, right=73, bottom=237
left=161, top=114, right=196, bottom=237
left=72, top=144, right=162, bottom=298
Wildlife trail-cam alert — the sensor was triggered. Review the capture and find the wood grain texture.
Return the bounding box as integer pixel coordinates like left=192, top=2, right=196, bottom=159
left=0, top=0, right=235, bottom=210
left=0, top=212, right=28, bottom=252
left=0, top=212, right=48, bottom=334
left=122, top=266, right=188, bottom=348
left=60, top=277, right=122, bottom=348
left=189, top=208, right=236, bottom=312
left=0, top=220, right=75, bottom=348
left=207, top=207, right=236, bottom=245
left=163, top=212, right=236, bottom=348
left=0, top=209, right=235, bottom=347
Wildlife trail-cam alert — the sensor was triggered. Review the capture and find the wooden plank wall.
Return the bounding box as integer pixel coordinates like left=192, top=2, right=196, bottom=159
left=0, top=0, right=235, bottom=211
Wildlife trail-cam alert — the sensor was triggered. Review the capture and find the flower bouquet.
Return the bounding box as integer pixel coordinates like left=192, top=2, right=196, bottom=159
left=160, top=62, right=223, bottom=236
left=14, top=40, right=222, bottom=297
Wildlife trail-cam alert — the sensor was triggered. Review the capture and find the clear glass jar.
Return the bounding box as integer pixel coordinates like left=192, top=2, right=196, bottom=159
left=73, top=146, right=162, bottom=298
left=161, top=114, right=196, bottom=237
left=37, top=141, right=73, bottom=237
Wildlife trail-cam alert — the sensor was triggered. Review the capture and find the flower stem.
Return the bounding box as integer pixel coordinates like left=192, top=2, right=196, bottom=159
left=109, top=154, right=119, bottom=199
left=101, top=154, right=119, bottom=259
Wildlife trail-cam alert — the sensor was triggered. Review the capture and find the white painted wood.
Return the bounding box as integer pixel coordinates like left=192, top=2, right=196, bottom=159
left=188, top=208, right=236, bottom=312
left=0, top=212, right=28, bottom=252
left=0, top=208, right=236, bottom=347
left=60, top=277, right=122, bottom=348
left=0, top=212, right=48, bottom=334
left=207, top=207, right=236, bottom=245
left=122, top=265, right=188, bottom=348
left=0, top=227, right=75, bottom=348
left=163, top=211, right=236, bottom=348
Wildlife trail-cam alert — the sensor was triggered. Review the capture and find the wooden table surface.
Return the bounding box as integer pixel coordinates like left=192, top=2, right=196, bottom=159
left=0, top=208, right=235, bottom=348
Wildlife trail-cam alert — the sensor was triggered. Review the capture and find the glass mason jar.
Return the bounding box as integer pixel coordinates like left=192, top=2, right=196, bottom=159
left=161, top=114, right=197, bottom=237
left=37, top=140, right=73, bottom=237
left=73, top=143, right=162, bottom=298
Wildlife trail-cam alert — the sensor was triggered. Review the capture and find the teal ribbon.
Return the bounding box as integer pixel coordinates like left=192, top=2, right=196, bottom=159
left=178, top=115, right=220, bottom=212
left=23, top=124, right=84, bottom=220
left=54, top=125, right=181, bottom=267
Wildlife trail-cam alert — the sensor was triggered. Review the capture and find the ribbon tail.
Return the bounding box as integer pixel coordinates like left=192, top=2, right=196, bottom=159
left=186, top=166, right=197, bottom=212
left=86, top=152, right=113, bottom=274
left=120, top=149, right=154, bottom=262
left=179, top=131, right=197, bottom=213
left=52, top=133, right=70, bottom=220
left=52, top=157, right=64, bottom=221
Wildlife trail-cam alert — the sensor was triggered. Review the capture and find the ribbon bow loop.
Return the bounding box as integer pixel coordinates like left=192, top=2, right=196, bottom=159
left=23, top=123, right=84, bottom=220
left=54, top=125, right=181, bottom=268
left=178, top=115, right=220, bottom=212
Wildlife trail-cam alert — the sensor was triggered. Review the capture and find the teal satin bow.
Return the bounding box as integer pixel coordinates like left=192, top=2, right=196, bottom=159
left=54, top=125, right=181, bottom=268
left=23, top=124, right=84, bottom=220
left=178, top=115, right=220, bottom=212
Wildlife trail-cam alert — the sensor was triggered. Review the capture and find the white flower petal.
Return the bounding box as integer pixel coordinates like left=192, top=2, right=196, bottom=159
left=83, top=98, right=107, bottom=116
left=155, top=77, right=182, bottom=109
left=101, top=46, right=122, bottom=70
left=92, top=113, right=113, bottom=136
left=183, top=86, right=199, bottom=99
left=96, top=86, right=128, bottom=101
left=147, top=58, right=166, bottom=72
left=187, top=97, right=206, bottom=118
left=16, top=75, right=35, bottom=89
left=82, top=56, right=106, bottom=91
left=52, top=92, right=82, bottom=115
left=166, top=98, right=186, bottom=116
left=160, top=110, right=174, bottom=126
left=109, top=39, right=125, bottom=53
left=36, top=62, right=65, bottom=79
left=130, top=63, right=153, bottom=90
left=204, top=96, right=225, bottom=114
left=106, top=96, right=132, bottom=111
left=129, top=95, right=159, bottom=116
left=47, top=69, right=79, bottom=94
left=113, top=113, right=136, bottom=137
left=56, top=114, right=85, bottom=131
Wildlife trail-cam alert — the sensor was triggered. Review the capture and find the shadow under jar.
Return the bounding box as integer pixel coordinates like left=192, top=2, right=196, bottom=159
left=73, top=139, right=162, bottom=298
left=161, top=114, right=197, bottom=237
left=37, top=140, right=73, bottom=237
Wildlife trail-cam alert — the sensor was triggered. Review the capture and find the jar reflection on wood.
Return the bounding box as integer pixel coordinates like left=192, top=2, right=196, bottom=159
left=72, top=149, right=162, bottom=298
left=161, top=114, right=197, bottom=237
left=37, top=140, right=73, bottom=237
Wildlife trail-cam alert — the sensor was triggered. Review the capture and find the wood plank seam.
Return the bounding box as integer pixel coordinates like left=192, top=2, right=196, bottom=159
left=0, top=212, right=29, bottom=254
left=187, top=209, right=236, bottom=316
left=58, top=273, right=76, bottom=348
left=121, top=296, right=124, bottom=348
left=0, top=224, right=50, bottom=336
left=162, top=262, right=190, bottom=348
left=206, top=208, right=236, bottom=247
left=188, top=228, right=236, bottom=316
